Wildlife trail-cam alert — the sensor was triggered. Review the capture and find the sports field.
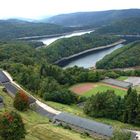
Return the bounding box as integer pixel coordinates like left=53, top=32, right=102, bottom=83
left=70, top=82, right=127, bottom=97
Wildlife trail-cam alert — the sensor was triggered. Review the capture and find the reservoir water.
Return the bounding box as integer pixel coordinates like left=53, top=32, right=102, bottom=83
left=40, top=30, right=124, bottom=68
left=64, top=44, right=124, bottom=68
left=40, top=30, right=93, bottom=46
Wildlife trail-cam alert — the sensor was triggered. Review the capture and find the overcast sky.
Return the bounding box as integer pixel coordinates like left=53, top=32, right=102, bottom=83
left=0, top=0, right=140, bottom=19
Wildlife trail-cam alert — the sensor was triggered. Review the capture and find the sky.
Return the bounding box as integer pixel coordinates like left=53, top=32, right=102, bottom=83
left=0, top=0, right=140, bottom=19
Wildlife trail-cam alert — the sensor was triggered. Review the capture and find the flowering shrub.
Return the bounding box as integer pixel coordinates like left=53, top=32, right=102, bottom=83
left=0, top=111, right=26, bottom=140
left=14, top=90, right=29, bottom=111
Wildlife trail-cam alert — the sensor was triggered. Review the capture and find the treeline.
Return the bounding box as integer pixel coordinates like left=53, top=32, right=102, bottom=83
left=0, top=20, right=79, bottom=40
left=96, top=41, right=140, bottom=69
left=95, top=17, right=140, bottom=35
left=1, top=41, right=140, bottom=105
left=84, top=88, right=140, bottom=125
left=45, top=33, right=120, bottom=63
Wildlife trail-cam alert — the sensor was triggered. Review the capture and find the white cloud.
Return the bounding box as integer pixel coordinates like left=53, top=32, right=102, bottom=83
left=0, top=0, right=139, bottom=19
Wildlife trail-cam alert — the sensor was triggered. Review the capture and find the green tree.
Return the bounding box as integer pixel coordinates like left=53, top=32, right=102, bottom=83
left=0, top=111, right=26, bottom=140
left=136, top=94, right=140, bottom=125
left=14, top=90, right=29, bottom=111
left=123, top=89, right=138, bottom=123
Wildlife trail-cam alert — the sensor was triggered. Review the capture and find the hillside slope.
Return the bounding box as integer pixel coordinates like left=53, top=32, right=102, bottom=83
left=45, top=33, right=120, bottom=63
left=96, top=41, right=140, bottom=69
left=96, top=17, right=140, bottom=35
left=0, top=87, right=93, bottom=140
left=44, top=9, right=140, bottom=27
left=0, top=20, right=75, bottom=40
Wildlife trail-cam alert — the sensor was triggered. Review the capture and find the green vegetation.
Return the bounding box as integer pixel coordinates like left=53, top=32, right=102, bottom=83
left=117, top=76, right=128, bottom=81
left=0, top=87, right=94, bottom=140
left=96, top=41, right=140, bottom=69
left=46, top=9, right=140, bottom=28
left=84, top=88, right=140, bottom=125
left=0, top=111, right=26, bottom=140
left=45, top=34, right=120, bottom=63
left=81, top=83, right=126, bottom=97
left=96, top=17, right=140, bottom=35
left=111, top=130, right=131, bottom=140
left=14, top=90, right=29, bottom=111
left=47, top=100, right=140, bottom=131
left=0, top=20, right=79, bottom=40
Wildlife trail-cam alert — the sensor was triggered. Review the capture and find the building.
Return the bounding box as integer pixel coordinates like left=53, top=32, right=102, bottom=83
left=53, top=112, right=113, bottom=139
left=102, top=78, right=133, bottom=89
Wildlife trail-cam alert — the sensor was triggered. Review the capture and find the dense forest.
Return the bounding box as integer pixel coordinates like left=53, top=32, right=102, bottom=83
left=44, top=9, right=140, bottom=27
left=45, top=33, right=120, bottom=63
left=0, top=20, right=79, bottom=40
left=0, top=41, right=136, bottom=105
left=96, top=17, right=140, bottom=35
left=84, top=88, right=140, bottom=125
left=96, top=41, right=140, bottom=69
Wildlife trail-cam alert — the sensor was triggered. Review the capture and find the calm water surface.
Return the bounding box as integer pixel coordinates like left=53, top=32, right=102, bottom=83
left=40, top=30, right=93, bottom=45
left=64, top=44, right=124, bottom=68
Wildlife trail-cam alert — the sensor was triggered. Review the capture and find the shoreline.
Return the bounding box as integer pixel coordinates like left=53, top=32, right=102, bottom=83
left=54, top=39, right=126, bottom=66
left=17, top=28, right=95, bottom=40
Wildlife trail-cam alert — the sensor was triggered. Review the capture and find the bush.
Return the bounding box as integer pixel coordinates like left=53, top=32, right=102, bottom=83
left=14, top=90, right=29, bottom=111
left=43, top=89, right=78, bottom=105
left=0, top=111, right=26, bottom=140
left=111, top=130, right=131, bottom=140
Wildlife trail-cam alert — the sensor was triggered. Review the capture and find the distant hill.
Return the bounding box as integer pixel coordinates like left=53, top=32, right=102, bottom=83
left=43, top=9, right=140, bottom=27
left=96, top=17, right=140, bottom=35
left=96, top=41, right=140, bottom=69
left=0, top=20, right=76, bottom=40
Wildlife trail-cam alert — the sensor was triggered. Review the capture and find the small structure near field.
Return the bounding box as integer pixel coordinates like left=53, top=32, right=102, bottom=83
left=53, top=112, right=113, bottom=139
left=102, top=78, right=132, bottom=89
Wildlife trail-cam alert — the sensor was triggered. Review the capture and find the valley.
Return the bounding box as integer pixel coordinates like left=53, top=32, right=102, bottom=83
left=0, top=7, right=140, bottom=140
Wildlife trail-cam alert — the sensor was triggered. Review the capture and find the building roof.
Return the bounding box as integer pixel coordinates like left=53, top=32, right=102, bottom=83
left=102, top=78, right=132, bottom=88
left=0, top=70, right=10, bottom=83
left=35, top=103, right=56, bottom=119
left=3, top=82, right=19, bottom=96
left=54, top=112, right=113, bottom=137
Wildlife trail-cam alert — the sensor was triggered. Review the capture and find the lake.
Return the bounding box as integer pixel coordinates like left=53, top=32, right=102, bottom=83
left=40, top=30, right=124, bottom=68
left=40, top=30, right=93, bottom=46
left=64, top=44, right=124, bottom=68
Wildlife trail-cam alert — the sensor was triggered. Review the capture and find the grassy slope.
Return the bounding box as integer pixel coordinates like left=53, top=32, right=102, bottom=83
left=0, top=87, right=93, bottom=140
left=47, top=101, right=140, bottom=131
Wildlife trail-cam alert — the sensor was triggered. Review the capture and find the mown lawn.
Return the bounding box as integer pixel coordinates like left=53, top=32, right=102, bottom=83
left=0, top=86, right=94, bottom=140
left=84, top=83, right=127, bottom=97
left=70, top=83, right=127, bottom=97
left=117, top=76, right=128, bottom=81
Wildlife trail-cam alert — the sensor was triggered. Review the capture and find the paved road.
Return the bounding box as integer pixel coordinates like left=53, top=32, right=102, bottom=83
left=125, top=77, right=140, bottom=86
left=2, top=70, right=61, bottom=118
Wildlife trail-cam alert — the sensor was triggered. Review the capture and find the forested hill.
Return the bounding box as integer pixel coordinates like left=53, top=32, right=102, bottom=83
left=96, top=41, right=140, bottom=69
left=96, top=17, right=140, bottom=35
left=0, top=20, right=77, bottom=40
left=44, top=9, right=140, bottom=27
left=45, top=33, right=120, bottom=63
